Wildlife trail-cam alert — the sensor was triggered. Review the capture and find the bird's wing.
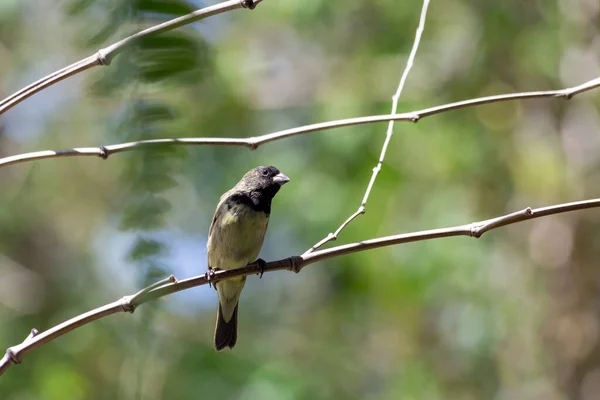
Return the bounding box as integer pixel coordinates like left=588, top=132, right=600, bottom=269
left=209, top=189, right=232, bottom=237
left=207, top=197, right=227, bottom=270
left=208, top=202, right=222, bottom=239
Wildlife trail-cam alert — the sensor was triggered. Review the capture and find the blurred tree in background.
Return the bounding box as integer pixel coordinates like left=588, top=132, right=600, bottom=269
left=1, top=0, right=600, bottom=398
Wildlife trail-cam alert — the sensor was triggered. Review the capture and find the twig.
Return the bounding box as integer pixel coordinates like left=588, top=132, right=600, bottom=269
left=306, top=0, right=431, bottom=253
left=1, top=76, right=599, bottom=170
left=0, top=0, right=262, bottom=117
left=1, top=197, right=599, bottom=375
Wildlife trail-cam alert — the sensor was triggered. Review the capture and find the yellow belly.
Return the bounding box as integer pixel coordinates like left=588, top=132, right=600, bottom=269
left=207, top=203, right=269, bottom=320
left=207, top=203, right=269, bottom=271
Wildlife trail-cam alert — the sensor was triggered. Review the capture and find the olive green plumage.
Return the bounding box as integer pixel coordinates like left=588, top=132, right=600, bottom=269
left=207, top=166, right=290, bottom=351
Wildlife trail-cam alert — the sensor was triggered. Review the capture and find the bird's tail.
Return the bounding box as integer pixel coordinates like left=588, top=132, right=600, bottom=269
left=214, top=303, right=238, bottom=351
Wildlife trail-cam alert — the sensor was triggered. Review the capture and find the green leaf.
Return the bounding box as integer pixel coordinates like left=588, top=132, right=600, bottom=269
left=138, top=0, right=196, bottom=17
left=132, top=32, right=210, bottom=83
left=119, top=195, right=172, bottom=231
left=128, top=237, right=167, bottom=261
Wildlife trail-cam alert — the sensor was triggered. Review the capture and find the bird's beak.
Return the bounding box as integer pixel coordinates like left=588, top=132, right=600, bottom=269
left=273, top=172, right=290, bottom=185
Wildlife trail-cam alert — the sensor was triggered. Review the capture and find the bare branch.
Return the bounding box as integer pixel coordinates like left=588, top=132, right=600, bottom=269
left=0, top=0, right=262, bottom=117
left=415, top=76, right=600, bottom=119
left=1, top=76, right=599, bottom=170
left=1, top=197, right=599, bottom=376
left=307, top=0, right=430, bottom=253
left=0, top=329, right=38, bottom=376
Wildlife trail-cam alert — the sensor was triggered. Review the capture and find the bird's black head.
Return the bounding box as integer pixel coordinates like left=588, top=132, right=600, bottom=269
left=234, top=166, right=290, bottom=212
left=238, top=165, right=289, bottom=193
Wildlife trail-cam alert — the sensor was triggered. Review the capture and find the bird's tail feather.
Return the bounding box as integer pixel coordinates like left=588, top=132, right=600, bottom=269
left=214, top=303, right=238, bottom=351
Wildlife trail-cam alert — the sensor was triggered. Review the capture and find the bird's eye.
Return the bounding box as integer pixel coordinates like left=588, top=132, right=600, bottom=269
left=261, top=168, right=269, bottom=177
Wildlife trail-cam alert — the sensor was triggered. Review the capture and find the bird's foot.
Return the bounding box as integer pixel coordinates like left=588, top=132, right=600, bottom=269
left=205, top=268, right=219, bottom=289
left=255, top=258, right=266, bottom=279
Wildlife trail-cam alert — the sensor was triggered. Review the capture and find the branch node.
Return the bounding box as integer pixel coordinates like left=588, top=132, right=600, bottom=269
left=470, top=223, right=482, bottom=238
left=241, top=0, right=259, bottom=10
left=96, top=50, right=111, bottom=66
left=120, top=296, right=136, bottom=313
left=247, top=138, right=258, bottom=150
left=290, top=256, right=303, bottom=273
left=98, top=146, right=109, bottom=160
left=5, top=348, right=20, bottom=365
left=4, top=328, right=39, bottom=365
left=525, top=207, right=533, bottom=215
left=410, top=114, right=421, bottom=122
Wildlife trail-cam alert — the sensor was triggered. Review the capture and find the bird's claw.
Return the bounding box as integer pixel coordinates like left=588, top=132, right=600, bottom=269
left=205, top=268, right=217, bottom=289
left=256, top=258, right=266, bottom=279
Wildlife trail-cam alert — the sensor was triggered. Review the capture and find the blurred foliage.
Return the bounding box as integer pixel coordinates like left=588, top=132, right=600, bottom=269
left=1, top=0, right=600, bottom=399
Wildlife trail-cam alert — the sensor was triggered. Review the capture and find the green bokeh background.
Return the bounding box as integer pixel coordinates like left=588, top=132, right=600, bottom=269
left=1, top=0, right=600, bottom=399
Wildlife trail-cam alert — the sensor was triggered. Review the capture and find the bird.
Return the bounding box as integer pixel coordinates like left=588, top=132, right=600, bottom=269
left=207, top=165, right=290, bottom=351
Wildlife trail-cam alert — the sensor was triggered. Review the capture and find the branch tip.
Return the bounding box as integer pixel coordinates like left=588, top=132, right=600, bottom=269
left=26, top=329, right=38, bottom=341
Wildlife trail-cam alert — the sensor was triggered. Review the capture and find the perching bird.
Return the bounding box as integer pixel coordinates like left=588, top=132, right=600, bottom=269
left=207, top=165, right=290, bottom=351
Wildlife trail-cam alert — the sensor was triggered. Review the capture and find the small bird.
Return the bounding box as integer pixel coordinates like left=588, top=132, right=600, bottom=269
left=207, top=165, right=290, bottom=351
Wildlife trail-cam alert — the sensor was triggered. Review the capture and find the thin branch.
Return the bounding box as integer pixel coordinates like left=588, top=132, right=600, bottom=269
left=1, top=197, right=599, bottom=376
left=1, top=76, right=599, bottom=170
left=306, top=0, right=431, bottom=253
left=0, top=0, right=261, bottom=117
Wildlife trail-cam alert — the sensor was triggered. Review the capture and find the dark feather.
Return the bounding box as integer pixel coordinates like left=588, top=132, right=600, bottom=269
left=208, top=166, right=282, bottom=238
left=214, top=303, right=238, bottom=351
